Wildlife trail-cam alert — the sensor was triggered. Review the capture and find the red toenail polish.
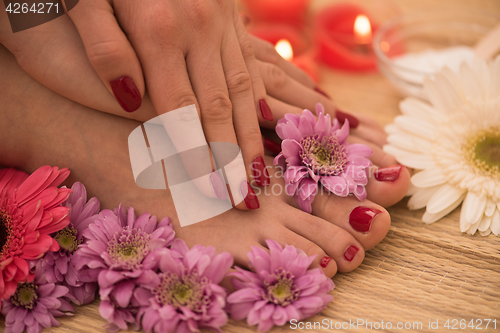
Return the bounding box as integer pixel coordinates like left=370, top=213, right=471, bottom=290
left=374, top=165, right=403, bottom=182
left=259, top=99, right=274, bottom=121
left=335, top=109, right=359, bottom=129
left=349, top=207, right=382, bottom=233
left=344, top=246, right=358, bottom=262
left=314, top=86, right=331, bottom=99
left=110, top=76, right=142, bottom=112
left=240, top=180, right=260, bottom=209
left=263, top=138, right=282, bottom=156
left=251, top=156, right=270, bottom=187
left=320, top=256, right=332, bottom=268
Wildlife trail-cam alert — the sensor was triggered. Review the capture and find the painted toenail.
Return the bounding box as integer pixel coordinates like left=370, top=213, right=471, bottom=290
left=343, top=246, right=359, bottom=262
left=349, top=207, right=382, bottom=233
left=240, top=180, right=260, bottom=210
left=374, top=165, right=403, bottom=182
left=320, top=256, right=332, bottom=268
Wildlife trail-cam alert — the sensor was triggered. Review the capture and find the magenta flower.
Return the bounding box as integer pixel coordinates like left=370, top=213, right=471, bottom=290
left=135, top=239, right=233, bottom=333
left=274, top=104, right=372, bottom=213
left=0, top=166, right=71, bottom=307
left=1, top=263, right=74, bottom=333
left=72, top=205, right=175, bottom=332
left=32, top=182, right=100, bottom=305
left=227, top=239, right=334, bottom=332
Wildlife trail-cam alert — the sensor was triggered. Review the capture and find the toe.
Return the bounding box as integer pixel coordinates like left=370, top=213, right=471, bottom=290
left=310, top=194, right=391, bottom=251
left=281, top=210, right=365, bottom=273
left=366, top=165, right=411, bottom=207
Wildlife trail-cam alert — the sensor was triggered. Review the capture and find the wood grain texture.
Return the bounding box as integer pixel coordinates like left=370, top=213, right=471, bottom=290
left=2, top=0, right=499, bottom=332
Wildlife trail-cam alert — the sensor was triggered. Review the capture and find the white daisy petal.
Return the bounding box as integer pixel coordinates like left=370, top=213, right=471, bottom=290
left=472, top=59, right=490, bottom=99
left=462, top=192, right=487, bottom=225
left=423, top=195, right=463, bottom=224
left=479, top=229, right=491, bottom=237
left=385, top=124, right=406, bottom=135
left=466, top=219, right=481, bottom=235
left=460, top=203, right=471, bottom=232
left=426, top=184, right=466, bottom=214
left=411, top=169, right=447, bottom=188
left=485, top=199, right=497, bottom=217
left=432, top=72, right=462, bottom=112
left=490, top=56, right=500, bottom=98
left=406, top=182, right=419, bottom=196
left=490, top=209, right=500, bottom=236
left=394, top=116, right=436, bottom=140
left=478, top=215, right=493, bottom=232
left=408, top=186, right=440, bottom=210
left=440, top=67, right=464, bottom=102
left=384, top=150, right=436, bottom=170
left=399, top=98, right=443, bottom=122
left=459, top=61, right=482, bottom=102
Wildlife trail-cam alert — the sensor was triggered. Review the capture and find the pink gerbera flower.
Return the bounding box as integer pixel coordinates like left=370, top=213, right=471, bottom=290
left=135, top=239, right=233, bottom=333
left=33, top=182, right=100, bottom=305
left=72, top=205, right=175, bottom=332
left=274, top=104, right=372, bottom=213
left=1, top=261, right=74, bottom=333
left=0, top=166, right=71, bottom=306
left=227, top=239, right=334, bottom=332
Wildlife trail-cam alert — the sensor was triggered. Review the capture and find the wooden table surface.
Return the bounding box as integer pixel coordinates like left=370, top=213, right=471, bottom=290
left=4, top=0, right=500, bottom=332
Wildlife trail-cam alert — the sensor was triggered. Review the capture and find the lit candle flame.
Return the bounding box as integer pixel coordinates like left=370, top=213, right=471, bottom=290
left=354, top=15, right=372, bottom=43
left=275, top=39, right=293, bottom=61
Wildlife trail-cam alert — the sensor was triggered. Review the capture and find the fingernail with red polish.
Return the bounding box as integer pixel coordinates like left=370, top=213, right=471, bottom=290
left=336, top=109, right=359, bottom=129
left=210, top=171, right=228, bottom=200
left=110, top=76, right=142, bottom=112
left=259, top=99, right=274, bottom=121
left=320, top=256, right=332, bottom=268
left=252, top=156, right=270, bottom=187
left=263, top=138, right=282, bottom=155
left=374, top=165, right=404, bottom=182
left=344, top=246, right=359, bottom=262
left=349, top=207, right=382, bottom=233
left=240, top=180, right=260, bottom=209
left=314, top=86, right=331, bottom=99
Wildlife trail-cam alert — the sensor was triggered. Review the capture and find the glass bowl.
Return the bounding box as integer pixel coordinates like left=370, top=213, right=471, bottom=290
left=373, top=10, right=500, bottom=100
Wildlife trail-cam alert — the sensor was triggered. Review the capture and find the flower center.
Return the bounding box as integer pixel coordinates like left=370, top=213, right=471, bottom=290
left=107, top=227, right=151, bottom=270
left=264, top=268, right=300, bottom=306
left=153, top=270, right=210, bottom=312
left=54, top=226, right=80, bottom=253
left=0, top=210, right=12, bottom=258
left=11, top=282, right=38, bottom=309
left=464, top=128, right=500, bottom=178
left=299, top=135, right=347, bottom=176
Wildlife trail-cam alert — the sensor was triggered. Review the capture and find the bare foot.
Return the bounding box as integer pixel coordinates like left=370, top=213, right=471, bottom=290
left=0, top=45, right=411, bottom=278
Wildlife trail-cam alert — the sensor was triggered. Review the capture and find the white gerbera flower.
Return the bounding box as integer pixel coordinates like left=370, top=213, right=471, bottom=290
left=384, top=56, right=500, bottom=236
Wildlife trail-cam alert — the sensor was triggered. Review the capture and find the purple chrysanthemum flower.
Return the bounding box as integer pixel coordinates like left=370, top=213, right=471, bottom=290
left=274, top=104, right=372, bottom=213
left=1, top=264, right=74, bottom=333
left=32, top=182, right=100, bottom=305
left=227, top=239, right=334, bottom=332
left=134, top=239, right=233, bottom=333
left=72, top=204, right=175, bottom=332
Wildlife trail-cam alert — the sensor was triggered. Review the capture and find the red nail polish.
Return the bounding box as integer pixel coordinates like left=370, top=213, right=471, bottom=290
left=374, top=165, right=403, bottom=182
left=259, top=99, right=274, bottom=121
left=349, top=207, right=382, bottom=233
left=240, top=181, right=260, bottom=209
left=263, top=138, right=281, bottom=156
left=336, top=109, right=359, bottom=129
left=251, top=156, right=270, bottom=187
left=314, top=86, right=331, bottom=99
left=110, top=76, right=142, bottom=112
left=320, top=256, right=332, bottom=268
left=344, top=246, right=359, bottom=262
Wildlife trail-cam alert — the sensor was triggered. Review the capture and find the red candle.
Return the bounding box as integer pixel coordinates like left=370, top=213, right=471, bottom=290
left=249, top=24, right=319, bottom=82
left=240, top=0, right=311, bottom=27
left=315, top=3, right=379, bottom=71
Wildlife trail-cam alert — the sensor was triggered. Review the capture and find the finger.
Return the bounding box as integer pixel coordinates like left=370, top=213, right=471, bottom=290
left=186, top=43, right=256, bottom=210
left=350, top=124, right=388, bottom=148
left=233, top=11, right=274, bottom=123
left=249, top=34, right=316, bottom=89
left=257, top=59, right=335, bottom=114
left=220, top=27, right=271, bottom=202
left=65, top=0, right=144, bottom=112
